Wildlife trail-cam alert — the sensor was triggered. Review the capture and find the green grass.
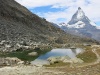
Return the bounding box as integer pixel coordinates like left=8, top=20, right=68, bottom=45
left=77, top=50, right=97, bottom=63
left=0, top=48, right=51, bottom=61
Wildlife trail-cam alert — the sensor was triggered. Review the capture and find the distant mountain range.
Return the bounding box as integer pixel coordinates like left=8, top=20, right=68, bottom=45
left=59, top=7, right=100, bottom=41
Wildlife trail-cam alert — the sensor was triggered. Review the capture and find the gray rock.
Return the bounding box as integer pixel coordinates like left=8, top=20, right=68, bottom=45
left=28, top=52, right=38, bottom=56
left=31, top=59, right=50, bottom=67
left=47, top=56, right=61, bottom=64
left=60, top=56, right=71, bottom=61
left=71, top=58, right=84, bottom=63
left=47, top=56, right=83, bottom=64
left=0, top=57, right=22, bottom=66
left=63, top=57, right=84, bottom=64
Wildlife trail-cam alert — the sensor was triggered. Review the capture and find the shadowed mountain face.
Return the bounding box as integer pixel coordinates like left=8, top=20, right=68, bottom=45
left=0, top=0, right=66, bottom=43
left=0, top=0, right=98, bottom=50
left=60, top=7, right=100, bottom=41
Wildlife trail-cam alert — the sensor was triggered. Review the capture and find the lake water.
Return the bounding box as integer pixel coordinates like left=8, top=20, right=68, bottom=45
left=31, top=48, right=83, bottom=65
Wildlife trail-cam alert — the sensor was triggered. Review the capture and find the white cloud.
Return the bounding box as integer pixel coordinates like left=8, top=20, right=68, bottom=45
left=15, top=0, right=100, bottom=25
left=15, top=0, right=68, bottom=8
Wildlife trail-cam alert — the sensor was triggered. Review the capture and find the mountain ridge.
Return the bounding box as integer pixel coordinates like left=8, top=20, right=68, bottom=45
left=60, top=7, right=100, bottom=41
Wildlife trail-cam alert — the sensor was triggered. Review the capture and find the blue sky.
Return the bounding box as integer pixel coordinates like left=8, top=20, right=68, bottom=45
left=30, top=6, right=62, bottom=13
left=16, top=0, right=100, bottom=26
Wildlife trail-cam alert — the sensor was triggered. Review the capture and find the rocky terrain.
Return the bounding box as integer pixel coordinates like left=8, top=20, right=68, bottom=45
left=0, top=62, right=100, bottom=75
left=0, top=45, right=100, bottom=75
left=0, top=0, right=99, bottom=52
left=0, top=58, right=99, bottom=75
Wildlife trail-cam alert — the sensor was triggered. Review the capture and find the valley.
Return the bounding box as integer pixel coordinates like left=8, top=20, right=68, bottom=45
left=0, top=0, right=100, bottom=75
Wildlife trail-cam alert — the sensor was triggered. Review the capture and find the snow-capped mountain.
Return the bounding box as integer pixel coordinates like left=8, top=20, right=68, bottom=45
left=60, top=7, right=100, bottom=41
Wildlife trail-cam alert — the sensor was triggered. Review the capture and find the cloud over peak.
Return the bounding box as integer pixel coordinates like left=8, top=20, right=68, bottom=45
left=16, top=0, right=100, bottom=25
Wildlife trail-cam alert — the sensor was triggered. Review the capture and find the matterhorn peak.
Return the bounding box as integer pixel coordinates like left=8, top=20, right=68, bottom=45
left=78, top=7, right=81, bottom=10
left=76, top=7, right=85, bottom=20
left=60, top=7, right=100, bottom=41
left=66, top=7, right=100, bottom=29
left=67, top=7, right=90, bottom=27
left=77, top=7, right=84, bottom=14
left=68, top=7, right=88, bottom=25
left=73, top=7, right=85, bottom=21
left=59, top=7, right=100, bottom=29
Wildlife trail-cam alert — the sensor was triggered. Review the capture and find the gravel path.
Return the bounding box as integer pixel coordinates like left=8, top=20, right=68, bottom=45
left=0, top=63, right=100, bottom=75
left=92, top=49, right=100, bottom=64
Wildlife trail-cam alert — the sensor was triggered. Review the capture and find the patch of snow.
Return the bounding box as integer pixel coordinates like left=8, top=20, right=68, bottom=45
left=90, top=21, right=96, bottom=26
left=96, top=26, right=100, bottom=29
left=90, top=21, right=100, bottom=29
left=59, top=22, right=67, bottom=27
left=67, top=21, right=85, bottom=28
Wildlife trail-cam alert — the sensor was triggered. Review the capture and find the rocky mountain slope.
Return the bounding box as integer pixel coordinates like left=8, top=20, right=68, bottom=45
left=0, top=0, right=98, bottom=51
left=60, top=7, right=100, bottom=41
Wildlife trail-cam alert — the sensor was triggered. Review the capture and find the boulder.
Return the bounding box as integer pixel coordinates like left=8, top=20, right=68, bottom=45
left=63, top=57, right=84, bottom=64
left=47, top=56, right=71, bottom=64
left=60, top=56, right=71, bottom=61
left=47, top=56, right=83, bottom=64
left=28, top=52, right=38, bottom=56
left=47, top=56, right=61, bottom=64
left=70, top=58, right=84, bottom=63
left=63, top=59, right=72, bottom=63
left=31, top=59, right=50, bottom=67
left=17, top=61, right=24, bottom=65
left=0, top=57, right=22, bottom=66
left=5, top=57, right=22, bottom=65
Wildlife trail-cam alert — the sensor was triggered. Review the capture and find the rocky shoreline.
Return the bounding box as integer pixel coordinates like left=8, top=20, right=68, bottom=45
left=0, top=45, right=100, bottom=75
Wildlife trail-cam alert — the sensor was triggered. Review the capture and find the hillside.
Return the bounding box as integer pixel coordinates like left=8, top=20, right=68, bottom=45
left=0, top=0, right=98, bottom=51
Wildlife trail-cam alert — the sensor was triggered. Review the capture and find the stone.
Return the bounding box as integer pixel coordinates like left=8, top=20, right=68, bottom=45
left=5, top=57, right=21, bottom=61
left=31, top=59, right=50, bottom=66
left=63, top=59, right=72, bottom=63
left=0, top=57, right=22, bottom=66
left=28, top=52, right=38, bottom=56
left=47, top=56, right=71, bottom=64
left=47, top=56, right=83, bottom=64
left=60, top=56, right=71, bottom=61
left=5, top=44, right=12, bottom=48
left=70, top=57, right=84, bottom=63
left=17, top=61, right=25, bottom=65
left=47, top=56, right=61, bottom=64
